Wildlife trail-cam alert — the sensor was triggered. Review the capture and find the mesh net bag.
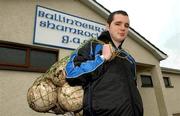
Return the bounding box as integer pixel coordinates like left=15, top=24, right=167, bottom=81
left=33, top=56, right=69, bottom=87
left=27, top=55, right=84, bottom=114
left=58, top=83, right=83, bottom=112
left=74, top=110, right=83, bottom=116
left=48, top=56, right=68, bottom=87
left=50, top=101, right=66, bottom=114
left=27, top=79, right=57, bottom=112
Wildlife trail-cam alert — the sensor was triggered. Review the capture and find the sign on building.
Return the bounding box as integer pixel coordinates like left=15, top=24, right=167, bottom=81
left=33, top=5, right=106, bottom=50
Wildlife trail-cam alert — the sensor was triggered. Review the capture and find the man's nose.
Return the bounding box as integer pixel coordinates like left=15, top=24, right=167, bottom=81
left=119, top=25, right=125, bottom=30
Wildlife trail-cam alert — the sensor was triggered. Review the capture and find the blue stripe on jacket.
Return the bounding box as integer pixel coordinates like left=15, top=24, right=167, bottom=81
left=122, top=50, right=136, bottom=79
left=65, top=44, right=104, bottom=78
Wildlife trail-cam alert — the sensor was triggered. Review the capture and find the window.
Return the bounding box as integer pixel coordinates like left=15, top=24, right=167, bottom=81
left=173, top=113, right=180, bottom=116
left=0, top=41, right=58, bottom=72
left=141, top=75, right=153, bottom=87
left=0, top=45, right=27, bottom=67
left=30, top=49, right=57, bottom=69
left=163, top=77, right=173, bottom=88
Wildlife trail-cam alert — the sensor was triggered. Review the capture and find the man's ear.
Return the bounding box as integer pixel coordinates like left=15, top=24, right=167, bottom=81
left=106, top=23, right=110, bottom=31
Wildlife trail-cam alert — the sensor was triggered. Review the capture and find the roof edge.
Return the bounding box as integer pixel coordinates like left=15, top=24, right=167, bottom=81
left=161, top=67, right=180, bottom=74
left=80, top=0, right=110, bottom=19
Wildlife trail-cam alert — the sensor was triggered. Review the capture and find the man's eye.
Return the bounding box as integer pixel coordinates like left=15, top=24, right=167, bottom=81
left=125, top=24, right=129, bottom=28
left=115, top=23, right=121, bottom=26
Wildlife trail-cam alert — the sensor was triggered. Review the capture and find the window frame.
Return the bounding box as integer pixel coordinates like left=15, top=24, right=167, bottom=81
left=163, top=77, right=174, bottom=88
left=0, top=40, right=59, bottom=72
left=0, top=44, right=30, bottom=67
left=141, top=75, right=153, bottom=87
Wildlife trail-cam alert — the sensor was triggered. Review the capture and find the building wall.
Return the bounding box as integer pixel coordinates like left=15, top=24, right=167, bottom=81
left=123, top=36, right=159, bottom=65
left=0, top=0, right=106, bottom=45
left=136, top=70, right=160, bottom=116
left=0, top=70, right=47, bottom=116
left=0, top=0, right=105, bottom=116
left=0, top=0, right=106, bottom=59
left=162, top=72, right=180, bottom=116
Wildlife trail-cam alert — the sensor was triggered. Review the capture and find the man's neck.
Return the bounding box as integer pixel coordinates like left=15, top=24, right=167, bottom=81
left=111, top=39, right=121, bottom=48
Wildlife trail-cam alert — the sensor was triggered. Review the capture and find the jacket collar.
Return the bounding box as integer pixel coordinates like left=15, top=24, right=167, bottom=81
left=98, top=31, right=124, bottom=49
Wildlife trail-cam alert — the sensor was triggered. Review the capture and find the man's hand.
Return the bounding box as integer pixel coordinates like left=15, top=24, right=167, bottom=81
left=102, top=44, right=113, bottom=61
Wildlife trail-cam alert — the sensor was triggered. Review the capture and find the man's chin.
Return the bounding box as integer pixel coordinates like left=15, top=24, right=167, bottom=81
left=118, top=37, right=126, bottom=41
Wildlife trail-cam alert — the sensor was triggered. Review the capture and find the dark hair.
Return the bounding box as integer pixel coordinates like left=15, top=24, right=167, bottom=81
left=107, top=10, right=128, bottom=25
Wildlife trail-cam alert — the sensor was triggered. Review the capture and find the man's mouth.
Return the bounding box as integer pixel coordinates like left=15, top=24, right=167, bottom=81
left=120, top=33, right=125, bottom=36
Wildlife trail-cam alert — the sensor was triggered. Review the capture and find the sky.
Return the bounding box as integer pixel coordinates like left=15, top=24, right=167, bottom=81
left=96, top=0, right=180, bottom=69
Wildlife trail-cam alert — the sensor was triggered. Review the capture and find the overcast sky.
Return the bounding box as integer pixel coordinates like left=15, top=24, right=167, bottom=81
left=96, top=0, right=180, bottom=69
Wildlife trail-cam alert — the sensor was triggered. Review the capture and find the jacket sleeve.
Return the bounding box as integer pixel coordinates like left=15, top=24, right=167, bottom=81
left=65, top=40, right=105, bottom=85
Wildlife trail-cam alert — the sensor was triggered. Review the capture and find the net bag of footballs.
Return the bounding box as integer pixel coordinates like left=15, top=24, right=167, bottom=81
left=33, top=56, right=69, bottom=87
left=27, top=55, right=84, bottom=115
left=58, top=83, right=84, bottom=112
left=47, top=56, right=69, bottom=87
left=27, top=79, right=57, bottom=112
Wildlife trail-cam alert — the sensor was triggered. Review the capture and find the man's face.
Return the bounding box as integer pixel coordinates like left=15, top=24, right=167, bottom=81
left=107, top=14, right=130, bottom=44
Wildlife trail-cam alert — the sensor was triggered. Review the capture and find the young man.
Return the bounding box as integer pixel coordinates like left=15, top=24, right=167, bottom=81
left=65, top=10, right=143, bottom=116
